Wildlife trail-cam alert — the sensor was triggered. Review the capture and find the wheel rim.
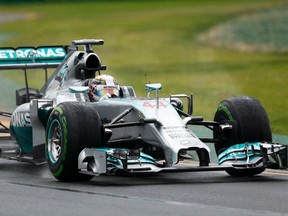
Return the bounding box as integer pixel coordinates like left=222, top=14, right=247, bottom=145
left=47, top=119, right=62, bottom=164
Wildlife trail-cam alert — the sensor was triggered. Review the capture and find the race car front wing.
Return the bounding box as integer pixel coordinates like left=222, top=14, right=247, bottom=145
left=78, top=142, right=287, bottom=176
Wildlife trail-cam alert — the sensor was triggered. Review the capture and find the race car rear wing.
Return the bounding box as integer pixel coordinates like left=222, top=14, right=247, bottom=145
left=0, top=46, right=69, bottom=104
left=0, top=46, right=68, bottom=70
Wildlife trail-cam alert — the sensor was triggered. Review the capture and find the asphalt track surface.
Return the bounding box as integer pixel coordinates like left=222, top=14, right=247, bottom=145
left=0, top=157, right=288, bottom=216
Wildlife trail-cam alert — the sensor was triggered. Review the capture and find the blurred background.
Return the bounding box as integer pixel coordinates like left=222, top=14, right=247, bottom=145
left=0, top=0, right=287, bottom=135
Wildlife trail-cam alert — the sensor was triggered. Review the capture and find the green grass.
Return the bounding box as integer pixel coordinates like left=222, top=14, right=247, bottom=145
left=0, top=0, right=288, bottom=134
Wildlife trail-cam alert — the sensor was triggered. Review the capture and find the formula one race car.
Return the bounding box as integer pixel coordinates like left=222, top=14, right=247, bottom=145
left=0, top=39, right=287, bottom=181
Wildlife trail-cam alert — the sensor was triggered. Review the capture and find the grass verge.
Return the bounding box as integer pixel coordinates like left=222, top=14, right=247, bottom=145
left=0, top=0, right=287, bottom=134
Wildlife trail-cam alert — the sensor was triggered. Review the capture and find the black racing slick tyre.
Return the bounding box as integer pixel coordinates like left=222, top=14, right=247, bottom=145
left=46, top=102, right=105, bottom=182
left=213, top=96, right=272, bottom=177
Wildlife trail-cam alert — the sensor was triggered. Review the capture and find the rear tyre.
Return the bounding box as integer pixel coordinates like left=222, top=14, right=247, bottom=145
left=46, top=102, right=105, bottom=182
left=213, top=96, right=272, bottom=176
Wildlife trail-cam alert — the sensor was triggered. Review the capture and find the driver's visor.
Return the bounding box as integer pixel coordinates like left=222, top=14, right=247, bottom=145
left=94, top=85, right=120, bottom=97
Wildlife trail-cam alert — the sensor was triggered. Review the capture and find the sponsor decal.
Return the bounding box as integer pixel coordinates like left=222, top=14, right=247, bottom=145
left=163, top=126, right=196, bottom=140
left=0, top=47, right=66, bottom=61
left=143, top=101, right=167, bottom=108
left=168, top=132, right=195, bottom=139
left=180, top=139, right=193, bottom=145
left=11, top=112, right=31, bottom=127
left=163, top=126, right=186, bottom=130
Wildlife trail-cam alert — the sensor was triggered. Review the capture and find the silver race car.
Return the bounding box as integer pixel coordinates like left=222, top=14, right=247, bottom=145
left=0, top=39, right=286, bottom=181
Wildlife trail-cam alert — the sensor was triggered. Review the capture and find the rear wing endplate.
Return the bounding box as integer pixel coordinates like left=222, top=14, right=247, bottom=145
left=0, top=46, right=68, bottom=70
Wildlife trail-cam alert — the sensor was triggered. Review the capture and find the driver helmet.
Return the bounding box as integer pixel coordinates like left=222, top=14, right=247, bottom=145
left=89, top=74, right=120, bottom=97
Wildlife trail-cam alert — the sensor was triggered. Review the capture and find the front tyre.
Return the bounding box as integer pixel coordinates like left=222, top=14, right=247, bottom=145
left=46, top=102, right=105, bottom=182
left=213, top=96, right=272, bottom=176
